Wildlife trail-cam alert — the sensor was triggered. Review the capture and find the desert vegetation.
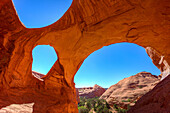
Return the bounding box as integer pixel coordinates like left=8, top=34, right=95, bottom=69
left=78, top=97, right=130, bottom=113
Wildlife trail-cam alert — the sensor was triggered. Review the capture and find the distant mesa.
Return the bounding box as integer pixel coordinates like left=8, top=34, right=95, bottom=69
left=32, top=71, right=45, bottom=81
left=77, top=84, right=106, bottom=99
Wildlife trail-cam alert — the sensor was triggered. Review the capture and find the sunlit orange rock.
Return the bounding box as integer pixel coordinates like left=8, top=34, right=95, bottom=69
left=100, top=72, right=160, bottom=107
left=0, top=0, right=169, bottom=112
left=146, top=47, right=170, bottom=80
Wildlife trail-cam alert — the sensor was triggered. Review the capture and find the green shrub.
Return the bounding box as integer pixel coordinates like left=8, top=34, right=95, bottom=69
left=103, top=107, right=109, bottom=113
left=86, top=101, right=92, bottom=111
left=128, top=99, right=131, bottom=102
left=122, top=100, right=126, bottom=102
left=114, top=104, right=128, bottom=113
left=78, top=101, right=85, bottom=107
left=96, top=105, right=104, bottom=113
left=138, top=85, right=142, bottom=88
left=78, top=106, right=89, bottom=113
left=96, top=99, right=103, bottom=107
left=122, top=99, right=131, bottom=102
left=78, top=97, right=112, bottom=113
left=116, top=107, right=127, bottom=113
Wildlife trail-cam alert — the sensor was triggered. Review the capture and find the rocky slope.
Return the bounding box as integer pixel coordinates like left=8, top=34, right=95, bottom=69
left=100, top=72, right=160, bottom=108
left=128, top=74, right=170, bottom=113
left=78, top=84, right=106, bottom=98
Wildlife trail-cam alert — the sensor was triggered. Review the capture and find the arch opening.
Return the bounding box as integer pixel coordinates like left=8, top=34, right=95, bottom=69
left=32, top=45, right=57, bottom=80
left=75, top=42, right=161, bottom=88
left=75, top=42, right=161, bottom=112
left=12, top=0, right=73, bottom=28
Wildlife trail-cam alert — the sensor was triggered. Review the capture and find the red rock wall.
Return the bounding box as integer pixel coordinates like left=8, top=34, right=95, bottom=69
left=0, top=0, right=169, bottom=112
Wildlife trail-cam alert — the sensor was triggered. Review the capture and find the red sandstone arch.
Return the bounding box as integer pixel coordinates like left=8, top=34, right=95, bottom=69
left=0, top=0, right=169, bottom=112
left=32, top=45, right=58, bottom=80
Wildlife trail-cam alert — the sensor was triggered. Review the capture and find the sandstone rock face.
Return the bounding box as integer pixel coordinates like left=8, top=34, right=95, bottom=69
left=128, top=74, right=170, bottom=113
left=76, top=88, right=80, bottom=103
left=78, top=84, right=106, bottom=98
left=0, top=0, right=169, bottom=112
left=146, top=47, right=170, bottom=80
left=0, top=103, right=34, bottom=113
left=100, top=72, right=160, bottom=108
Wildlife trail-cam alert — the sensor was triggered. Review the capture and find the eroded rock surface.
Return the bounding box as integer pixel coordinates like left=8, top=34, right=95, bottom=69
left=146, top=47, right=170, bottom=80
left=0, top=103, right=34, bottom=113
left=128, top=74, right=170, bottom=113
left=78, top=84, right=106, bottom=98
left=100, top=72, right=160, bottom=108
left=0, top=0, right=169, bottom=112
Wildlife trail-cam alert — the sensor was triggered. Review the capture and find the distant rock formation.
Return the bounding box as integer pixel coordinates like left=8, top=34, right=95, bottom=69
left=32, top=71, right=45, bottom=81
left=100, top=72, right=160, bottom=108
left=78, top=84, right=106, bottom=98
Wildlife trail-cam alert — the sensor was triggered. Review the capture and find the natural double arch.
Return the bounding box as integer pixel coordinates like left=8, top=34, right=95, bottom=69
left=0, top=0, right=169, bottom=113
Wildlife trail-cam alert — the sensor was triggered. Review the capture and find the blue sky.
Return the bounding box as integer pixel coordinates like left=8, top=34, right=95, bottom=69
left=13, top=0, right=161, bottom=88
left=32, top=45, right=57, bottom=74
left=74, top=43, right=160, bottom=88
left=12, top=0, right=73, bottom=28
